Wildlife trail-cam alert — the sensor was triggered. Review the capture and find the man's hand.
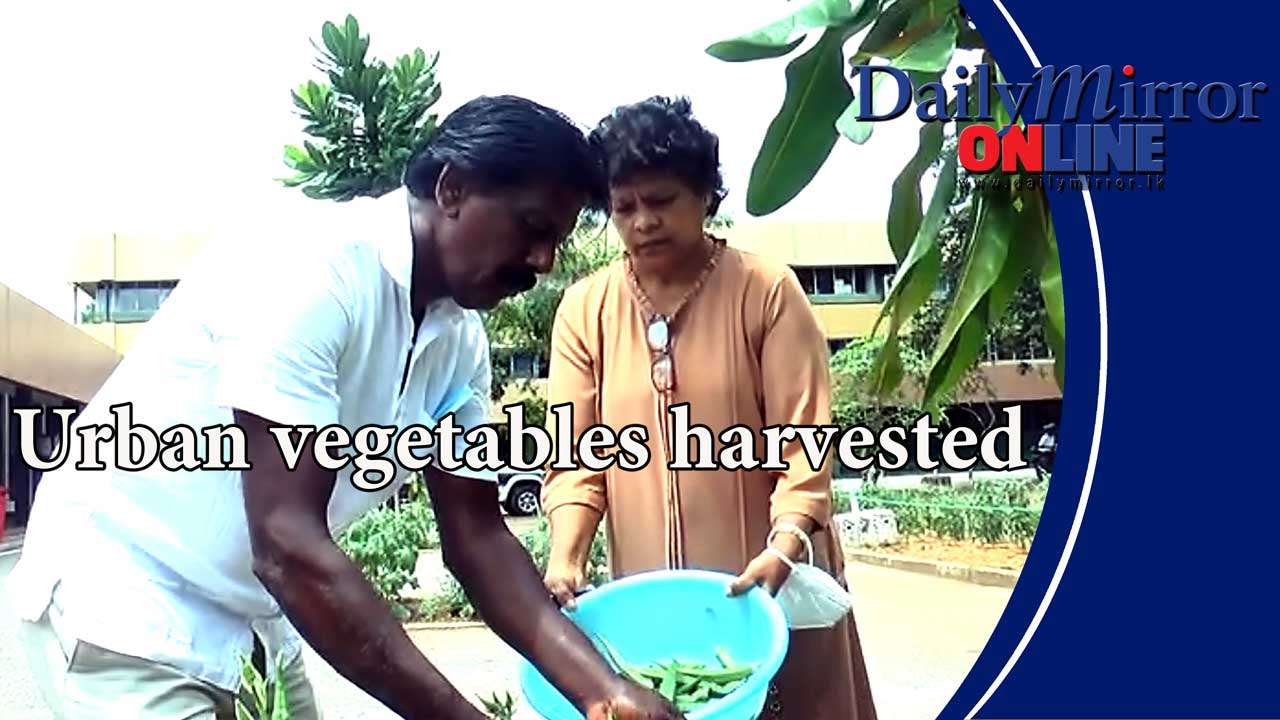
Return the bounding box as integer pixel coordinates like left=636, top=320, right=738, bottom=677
left=586, top=678, right=685, bottom=720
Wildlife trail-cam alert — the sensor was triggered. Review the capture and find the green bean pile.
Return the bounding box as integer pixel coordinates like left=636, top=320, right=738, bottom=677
left=594, top=637, right=758, bottom=713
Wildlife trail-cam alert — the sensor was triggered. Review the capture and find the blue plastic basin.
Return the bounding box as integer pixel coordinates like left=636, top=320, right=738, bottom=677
left=518, top=569, right=790, bottom=719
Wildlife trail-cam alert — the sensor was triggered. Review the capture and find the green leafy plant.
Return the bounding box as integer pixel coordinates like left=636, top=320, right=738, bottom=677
left=904, top=137, right=1050, bottom=366
left=707, top=0, right=1064, bottom=412
left=336, top=499, right=439, bottom=619
left=79, top=302, right=105, bottom=324
left=235, top=652, right=291, bottom=720
left=855, top=479, right=1045, bottom=546
left=834, top=486, right=853, bottom=514
left=281, top=14, right=443, bottom=201
left=417, top=572, right=478, bottom=622
left=830, top=335, right=935, bottom=432
left=479, top=691, right=517, bottom=720
left=484, top=214, right=621, bottom=401
left=418, top=515, right=610, bottom=621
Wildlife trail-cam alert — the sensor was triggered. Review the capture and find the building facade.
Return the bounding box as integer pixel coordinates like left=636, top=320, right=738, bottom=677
left=2, top=282, right=120, bottom=532
left=54, top=220, right=1061, bottom=473
left=69, top=231, right=208, bottom=355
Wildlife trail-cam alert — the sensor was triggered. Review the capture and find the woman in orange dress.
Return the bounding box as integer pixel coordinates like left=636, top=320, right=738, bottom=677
left=539, top=96, right=879, bottom=719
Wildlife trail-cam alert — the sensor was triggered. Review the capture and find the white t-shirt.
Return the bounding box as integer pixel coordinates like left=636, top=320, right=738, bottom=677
left=8, top=187, right=497, bottom=690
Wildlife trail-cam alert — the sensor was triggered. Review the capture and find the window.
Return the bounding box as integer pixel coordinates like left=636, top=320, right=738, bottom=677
left=80, top=280, right=179, bottom=323
left=790, top=264, right=898, bottom=302
left=834, top=267, right=854, bottom=294
left=793, top=267, right=816, bottom=294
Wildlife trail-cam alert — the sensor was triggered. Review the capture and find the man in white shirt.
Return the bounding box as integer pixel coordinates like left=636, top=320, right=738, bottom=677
left=10, top=95, right=679, bottom=720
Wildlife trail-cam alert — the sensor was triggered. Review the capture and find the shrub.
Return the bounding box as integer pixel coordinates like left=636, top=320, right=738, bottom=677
left=833, top=486, right=853, bottom=514
left=336, top=499, right=439, bottom=619
left=855, top=479, right=1047, bottom=547
left=417, top=514, right=610, bottom=621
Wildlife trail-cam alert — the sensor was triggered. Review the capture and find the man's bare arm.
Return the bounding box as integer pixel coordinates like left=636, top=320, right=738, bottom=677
left=422, top=467, right=678, bottom=718
left=236, top=409, right=485, bottom=720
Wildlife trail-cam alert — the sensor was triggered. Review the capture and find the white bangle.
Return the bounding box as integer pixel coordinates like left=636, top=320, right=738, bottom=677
left=767, top=522, right=814, bottom=566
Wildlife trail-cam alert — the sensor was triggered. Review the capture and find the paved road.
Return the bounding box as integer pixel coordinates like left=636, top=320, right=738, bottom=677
left=1, top=549, right=1012, bottom=720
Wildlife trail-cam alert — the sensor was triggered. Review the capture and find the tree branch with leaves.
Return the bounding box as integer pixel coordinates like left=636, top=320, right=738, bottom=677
left=706, top=0, right=1064, bottom=413
left=281, top=15, right=443, bottom=201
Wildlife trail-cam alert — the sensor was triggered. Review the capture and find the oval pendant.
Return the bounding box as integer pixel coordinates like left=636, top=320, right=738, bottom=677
left=647, top=316, right=669, bottom=351
left=651, top=355, right=674, bottom=392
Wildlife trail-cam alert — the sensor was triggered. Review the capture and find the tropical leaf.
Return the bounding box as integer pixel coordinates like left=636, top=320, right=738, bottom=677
left=706, top=0, right=866, bottom=62
left=1038, top=216, right=1065, bottom=387
left=868, top=151, right=958, bottom=397
left=856, top=0, right=955, bottom=58
left=745, top=26, right=853, bottom=215
left=891, top=13, right=958, bottom=72
left=923, top=307, right=988, bottom=406
left=929, top=189, right=1009, bottom=372
left=886, top=121, right=944, bottom=261
left=835, top=72, right=890, bottom=144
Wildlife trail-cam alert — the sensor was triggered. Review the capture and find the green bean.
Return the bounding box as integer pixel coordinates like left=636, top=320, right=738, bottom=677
left=659, top=665, right=678, bottom=701
left=589, top=634, right=759, bottom=713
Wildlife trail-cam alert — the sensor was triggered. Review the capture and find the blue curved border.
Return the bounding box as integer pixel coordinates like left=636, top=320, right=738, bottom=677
left=935, top=2, right=1105, bottom=719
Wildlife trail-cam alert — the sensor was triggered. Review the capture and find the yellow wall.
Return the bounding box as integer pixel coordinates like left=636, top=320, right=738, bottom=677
left=1, top=283, right=120, bottom=402
left=70, top=231, right=209, bottom=355
left=722, top=220, right=896, bottom=266
left=70, top=222, right=896, bottom=353
left=77, top=324, right=117, bottom=349
left=78, top=323, right=147, bottom=356
left=69, top=231, right=209, bottom=284
left=603, top=220, right=896, bottom=267
left=721, top=221, right=895, bottom=340
left=812, top=303, right=886, bottom=339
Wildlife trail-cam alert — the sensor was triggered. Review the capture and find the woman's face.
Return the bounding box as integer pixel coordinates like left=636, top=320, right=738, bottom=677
left=608, top=171, right=709, bottom=273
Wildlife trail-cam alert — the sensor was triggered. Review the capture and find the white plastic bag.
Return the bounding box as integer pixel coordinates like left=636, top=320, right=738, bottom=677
left=764, top=526, right=853, bottom=630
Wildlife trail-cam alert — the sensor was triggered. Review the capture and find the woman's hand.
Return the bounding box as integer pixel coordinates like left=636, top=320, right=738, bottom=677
left=728, top=518, right=815, bottom=597
left=544, top=505, right=603, bottom=609
left=544, top=558, right=589, bottom=609
left=727, top=529, right=807, bottom=597
left=726, top=550, right=792, bottom=597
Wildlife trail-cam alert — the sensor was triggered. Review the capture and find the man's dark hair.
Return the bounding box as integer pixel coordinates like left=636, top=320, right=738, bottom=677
left=404, top=95, right=607, bottom=211
left=588, top=96, right=728, bottom=218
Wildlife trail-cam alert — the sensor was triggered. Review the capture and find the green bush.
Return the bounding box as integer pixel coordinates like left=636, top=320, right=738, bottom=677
left=418, top=574, right=478, bottom=622
left=336, top=499, right=439, bottom=619
left=517, top=515, right=610, bottom=586
left=417, top=514, right=610, bottom=621
left=855, top=479, right=1047, bottom=547
left=833, top=486, right=853, bottom=515
left=337, top=496, right=614, bottom=623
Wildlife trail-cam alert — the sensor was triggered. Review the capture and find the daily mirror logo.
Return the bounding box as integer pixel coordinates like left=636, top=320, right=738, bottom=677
left=853, top=64, right=1267, bottom=183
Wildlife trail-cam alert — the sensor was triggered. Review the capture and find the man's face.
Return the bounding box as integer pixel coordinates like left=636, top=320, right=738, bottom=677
left=433, top=176, right=585, bottom=309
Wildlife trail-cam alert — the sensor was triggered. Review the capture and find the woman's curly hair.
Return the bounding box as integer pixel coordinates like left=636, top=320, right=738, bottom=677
left=588, top=96, right=729, bottom=218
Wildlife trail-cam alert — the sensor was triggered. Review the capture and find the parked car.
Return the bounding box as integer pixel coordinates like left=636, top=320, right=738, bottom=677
left=497, top=468, right=544, bottom=516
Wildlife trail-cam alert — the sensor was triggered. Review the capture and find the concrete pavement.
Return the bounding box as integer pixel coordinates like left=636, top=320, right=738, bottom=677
left=1, top=549, right=1013, bottom=720
left=1, top=550, right=54, bottom=720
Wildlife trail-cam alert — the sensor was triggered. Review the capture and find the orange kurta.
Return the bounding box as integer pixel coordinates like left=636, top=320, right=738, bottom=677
left=542, top=245, right=878, bottom=719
